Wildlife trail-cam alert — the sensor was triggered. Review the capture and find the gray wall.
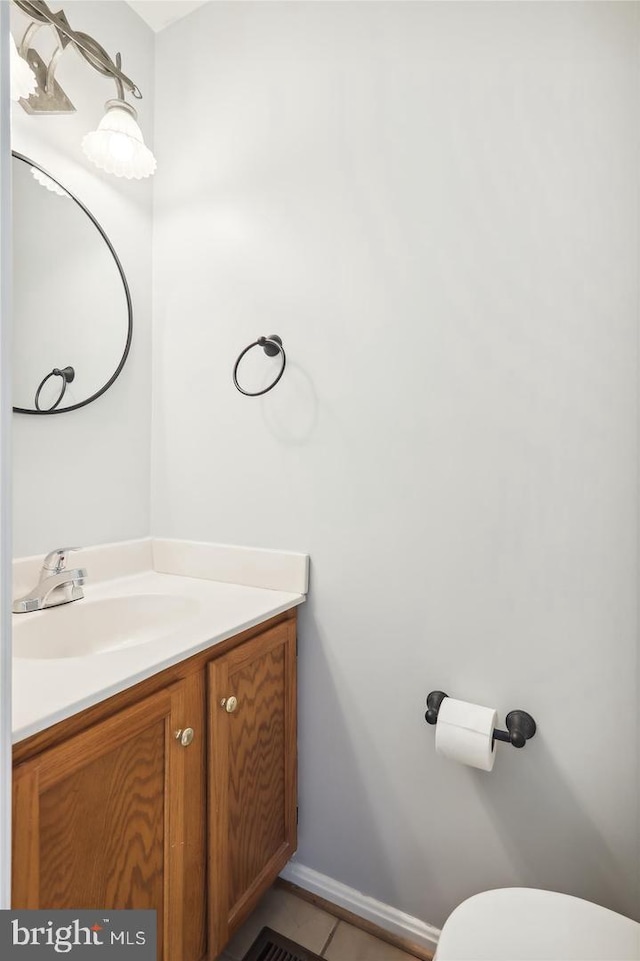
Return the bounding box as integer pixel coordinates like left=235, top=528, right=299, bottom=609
left=11, top=1, right=154, bottom=556
left=152, top=1, right=640, bottom=927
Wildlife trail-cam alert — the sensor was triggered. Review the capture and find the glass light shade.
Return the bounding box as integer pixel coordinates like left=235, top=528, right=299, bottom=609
left=81, top=99, right=157, bottom=179
left=30, top=167, right=69, bottom=198
left=10, top=34, right=37, bottom=102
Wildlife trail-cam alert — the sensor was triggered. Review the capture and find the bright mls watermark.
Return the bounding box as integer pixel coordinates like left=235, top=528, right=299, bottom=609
left=0, top=911, right=156, bottom=959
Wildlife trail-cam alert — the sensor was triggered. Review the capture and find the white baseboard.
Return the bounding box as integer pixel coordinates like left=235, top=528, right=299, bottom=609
left=279, top=861, right=441, bottom=953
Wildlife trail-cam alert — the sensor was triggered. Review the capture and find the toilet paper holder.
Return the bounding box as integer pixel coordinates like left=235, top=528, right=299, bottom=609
left=425, top=691, right=537, bottom=749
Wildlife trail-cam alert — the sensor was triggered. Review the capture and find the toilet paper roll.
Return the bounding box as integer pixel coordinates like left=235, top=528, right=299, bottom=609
left=435, top=697, right=498, bottom=772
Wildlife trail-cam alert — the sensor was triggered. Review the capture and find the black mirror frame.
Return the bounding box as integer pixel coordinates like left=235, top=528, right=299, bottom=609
left=12, top=151, right=133, bottom=415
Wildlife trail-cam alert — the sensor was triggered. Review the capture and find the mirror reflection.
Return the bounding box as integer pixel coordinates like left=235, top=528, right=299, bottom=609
left=12, top=153, right=132, bottom=414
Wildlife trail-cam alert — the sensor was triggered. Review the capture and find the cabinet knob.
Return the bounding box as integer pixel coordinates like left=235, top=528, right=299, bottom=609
left=220, top=696, right=238, bottom=714
left=174, top=727, right=195, bottom=747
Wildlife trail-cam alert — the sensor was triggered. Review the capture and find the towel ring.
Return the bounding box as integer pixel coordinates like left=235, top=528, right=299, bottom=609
left=34, top=366, right=75, bottom=412
left=233, top=335, right=286, bottom=396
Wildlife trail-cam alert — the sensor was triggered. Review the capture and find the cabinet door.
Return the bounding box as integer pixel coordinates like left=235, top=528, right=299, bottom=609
left=208, top=619, right=297, bottom=956
left=12, top=682, right=201, bottom=961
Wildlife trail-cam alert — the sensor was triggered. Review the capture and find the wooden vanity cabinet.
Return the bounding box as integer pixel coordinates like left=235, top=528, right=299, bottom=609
left=11, top=610, right=297, bottom=961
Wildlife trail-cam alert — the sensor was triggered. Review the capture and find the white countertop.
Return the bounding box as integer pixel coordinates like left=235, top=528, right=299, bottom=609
left=12, top=539, right=308, bottom=743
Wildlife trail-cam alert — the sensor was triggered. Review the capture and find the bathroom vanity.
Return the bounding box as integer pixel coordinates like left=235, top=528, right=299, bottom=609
left=10, top=540, right=307, bottom=961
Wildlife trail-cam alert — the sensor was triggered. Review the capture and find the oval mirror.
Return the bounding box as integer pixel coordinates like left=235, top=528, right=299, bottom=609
left=12, top=152, right=132, bottom=414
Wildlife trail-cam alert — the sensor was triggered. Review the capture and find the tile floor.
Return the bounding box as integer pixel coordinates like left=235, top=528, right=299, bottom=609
left=218, top=885, right=423, bottom=961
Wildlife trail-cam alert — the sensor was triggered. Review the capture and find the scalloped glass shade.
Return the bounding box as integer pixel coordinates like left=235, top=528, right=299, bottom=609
left=10, top=34, right=37, bottom=102
left=30, top=167, right=69, bottom=197
left=81, top=102, right=157, bottom=179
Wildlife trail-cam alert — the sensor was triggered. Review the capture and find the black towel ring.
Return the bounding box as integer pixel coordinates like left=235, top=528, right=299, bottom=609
left=34, top=366, right=75, bottom=412
left=233, top=335, right=286, bottom=397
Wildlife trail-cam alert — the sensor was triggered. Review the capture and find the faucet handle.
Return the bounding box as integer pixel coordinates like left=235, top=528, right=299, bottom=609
left=41, top=547, right=82, bottom=575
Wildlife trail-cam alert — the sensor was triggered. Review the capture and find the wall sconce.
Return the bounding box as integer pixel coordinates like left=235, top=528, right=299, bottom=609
left=11, top=0, right=156, bottom=180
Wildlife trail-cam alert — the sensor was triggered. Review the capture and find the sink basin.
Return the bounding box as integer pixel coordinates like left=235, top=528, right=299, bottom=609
left=13, top=594, right=199, bottom=659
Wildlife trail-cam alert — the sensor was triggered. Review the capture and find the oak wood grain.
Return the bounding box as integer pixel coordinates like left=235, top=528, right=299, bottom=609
left=12, top=766, right=39, bottom=909
left=228, top=640, right=285, bottom=903
left=12, top=683, right=192, bottom=961
left=208, top=619, right=297, bottom=957
left=181, top=670, right=207, bottom=961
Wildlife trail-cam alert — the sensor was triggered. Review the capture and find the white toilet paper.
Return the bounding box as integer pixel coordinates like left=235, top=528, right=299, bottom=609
left=435, top=697, right=498, bottom=771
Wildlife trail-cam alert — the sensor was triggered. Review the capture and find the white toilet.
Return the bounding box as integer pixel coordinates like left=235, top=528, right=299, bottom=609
left=434, top=887, right=640, bottom=961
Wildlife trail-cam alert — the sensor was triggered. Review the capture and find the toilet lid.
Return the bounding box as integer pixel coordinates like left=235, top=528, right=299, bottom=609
left=435, top=888, right=640, bottom=961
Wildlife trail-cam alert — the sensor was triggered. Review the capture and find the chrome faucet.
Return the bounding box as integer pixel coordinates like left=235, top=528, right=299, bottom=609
left=13, top=547, right=87, bottom=614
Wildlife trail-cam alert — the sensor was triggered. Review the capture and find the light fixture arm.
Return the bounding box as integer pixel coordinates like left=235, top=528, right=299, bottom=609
left=17, top=19, right=42, bottom=59
left=113, top=53, right=125, bottom=102
left=13, top=0, right=142, bottom=100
